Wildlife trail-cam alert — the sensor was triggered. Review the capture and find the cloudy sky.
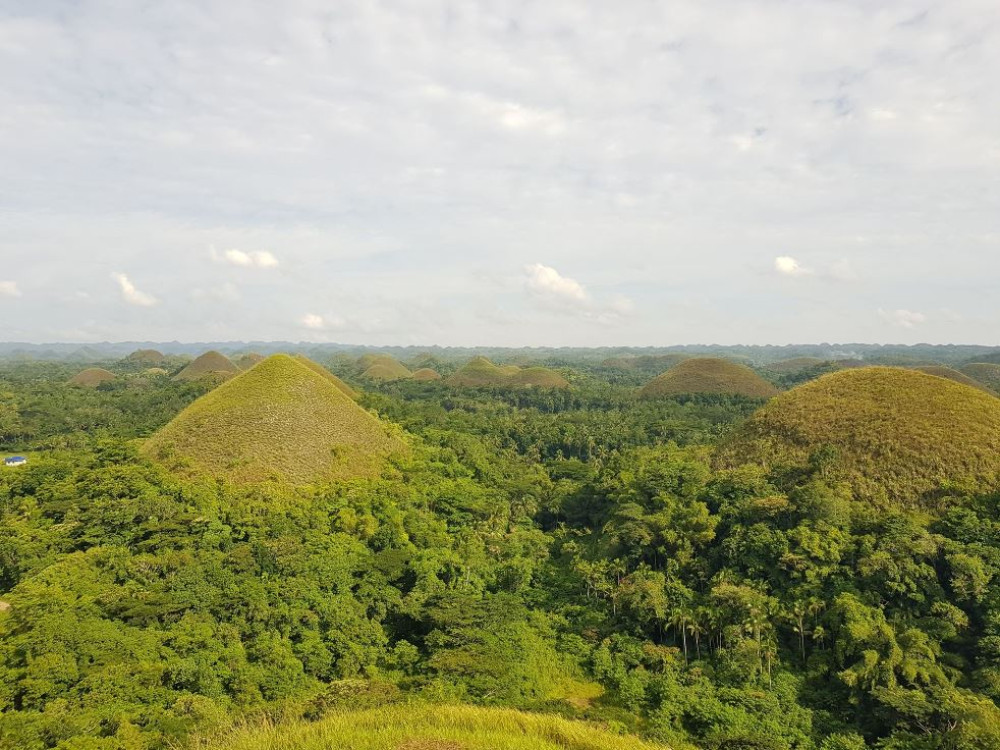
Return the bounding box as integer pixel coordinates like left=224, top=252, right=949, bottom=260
left=2, top=0, right=999, bottom=346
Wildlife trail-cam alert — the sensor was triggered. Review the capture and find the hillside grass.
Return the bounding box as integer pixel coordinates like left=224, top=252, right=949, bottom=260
left=640, top=358, right=778, bottom=399
left=194, top=704, right=670, bottom=750
left=717, top=367, right=1000, bottom=505
left=411, top=367, right=443, bottom=381
left=235, top=352, right=266, bottom=369
left=961, top=363, right=1000, bottom=393
left=294, top=354, right=359, bottom=398
left=173, top=351, right=240, bottom=382
left=447, top=358, right=570, bottom=389
left=364, top=360, right=414, bottom=381
left=913, top=365, right=995, bottom=394
left=67, top=367, right=117, bottom=387
left=145, top=355, right=405, bottom=484
left=125, top=348, right=166, bottom=364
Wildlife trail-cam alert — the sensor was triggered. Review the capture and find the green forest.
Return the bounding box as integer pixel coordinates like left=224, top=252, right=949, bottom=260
left=5, top=350, right=1000, bottom=750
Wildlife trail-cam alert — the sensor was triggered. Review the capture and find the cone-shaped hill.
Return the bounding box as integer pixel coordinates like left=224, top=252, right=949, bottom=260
left=293, top=355, right=358, bottom=398
left=446, top=357, right=569, bottom=388
left=640, top=358, right=779, bottom=399
left=914, top=366, right=996, bottom=394
left=717, top=367, right=1000, bottom=505
left=358, top=353, right=398, bottom=370
left=144, top=355, right=404, bottom=485
left=362, top=359, right=413, bottom=381
left=173, top=351, right=240, bottom=382
left=68, top=368, right=117, bottom=388
left=235, top=352, right=265, bottom=370
left=126, top=349, right=165, bottom=365
left=411, top=367, right=442, bottom=381
left=962, top=363, right=1000, bottom=393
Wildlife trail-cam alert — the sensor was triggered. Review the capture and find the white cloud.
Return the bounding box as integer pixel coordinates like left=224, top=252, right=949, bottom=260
left=0, top=281, right=21, bottom=297
left=878, top=308, right=927, bottom=328
left=111, top=272, right=157, bottom=307
left=212, top=247, right=279, bottom=269
left=774, top=256, right=811, bottom=277
left=301, top=313, right=325, bottom=329
left=524, top=263, right=589, bottom=305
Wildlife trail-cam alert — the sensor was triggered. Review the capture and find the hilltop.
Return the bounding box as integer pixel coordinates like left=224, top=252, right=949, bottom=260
left=718, top=367, right=1000, bottom=505
left=446, top=357, right=569, bottom=388
left=913, top=365, right=995, bottom=394
left=363, top=359, right=413, bottom=381
left=235, top=352, right=265, bottom=370
left=411, top=367, right=442, bottom=381
left=200, top=704, right=668, bottom=750
left=294, top=354, right=358, bottom=398
left=640, top=358, right=779, bottom=399
left=125, top=348, right=165, bottom=365
left=144, top=355, right=404, bottom=484
left=962, top=363, right=1000, bottom=392
left=67, top=368, right=116, bottom=388
left=173, top=351, right=240, bottom=382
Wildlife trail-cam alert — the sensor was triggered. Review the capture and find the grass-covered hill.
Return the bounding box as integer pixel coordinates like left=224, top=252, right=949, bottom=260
left=199, top=704, right=669, bottom=750
left=411, top=367, right=443, bottom=381
left=962, top=363, right=1000, bottom=392
left=125, top=348, right=166, bottom=365
left=446, top=357, right=570, bottom=389
left=363, top=359, right=413, bottom=381
left=173, top=350, right=240, bottom=382
left=640, top=358, right=779, bottom=399
left=717, top=367, right=1000, bottom=504
left=235, top=352, right=265, bottom=370
left=144, top=354, right=404, bottom=484
left=913, top=365, right=995, bottom=394
left=294, top=354, right=358, bottom=398
left=67, top=367, right=117, bottom=387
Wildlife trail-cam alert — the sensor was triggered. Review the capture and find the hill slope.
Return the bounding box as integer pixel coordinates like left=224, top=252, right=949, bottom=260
left=411, top=367, right=443, bottom=381
left=962, top=363, right=1000, bottom=392
left=640, top=358, right=778, bottom=399
left=294, top=355, right=358, bottom=398
left=201, top=704, right=668, bottom=750
left=447, top=357, right=569, bottom=388
left=144, top=355, right=403, bottom=484
left=913, top=365, right=995, bottom=394
left=173, top=351, right=240, bottom=382
left=125, top=348, right=165, bottom=365
left=67, top=368, right=116, bottom=387
left=717, top=367, right=1000, bottom=504
left=363, top=360, right=413, bottom=381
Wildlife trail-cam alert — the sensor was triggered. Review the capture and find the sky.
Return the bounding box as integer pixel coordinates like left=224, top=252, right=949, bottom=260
left=1, top=0, right=999, bottom=347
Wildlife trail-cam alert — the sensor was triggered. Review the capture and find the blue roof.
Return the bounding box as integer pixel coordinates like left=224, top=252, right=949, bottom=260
left=5, top=456, right=26, bottom=463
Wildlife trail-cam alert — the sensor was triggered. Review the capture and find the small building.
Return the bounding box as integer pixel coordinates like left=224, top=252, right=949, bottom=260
left=4, top=456, right=27, bottom=467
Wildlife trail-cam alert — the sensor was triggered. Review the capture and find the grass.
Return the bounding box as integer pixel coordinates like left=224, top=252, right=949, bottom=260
left=963, top=363, right=1000, bottom=392
left=236, top=352, right=266, bottom=370
left=144, top=354, right=405, bottom=485
left=913, top=365, right=995, bottom=394
left=446, top=358, right=570, bottom=389
left=640, top=358, right=778, bottom=399
left=192, top=704, right=670, bottom=750
left=363, top=360, right=414, bottom=381
left=717, top=367, right=1000, bottom=505
left=67, top=367, right=117, bottom=387
left=294, top=355, right=359, bottom=398
left=411, top=367, right=443, bottom=381
left=173, top=351, right=241, bottom=382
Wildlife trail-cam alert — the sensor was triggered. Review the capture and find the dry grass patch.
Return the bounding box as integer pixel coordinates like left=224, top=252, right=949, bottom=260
left=294, top=355, right=359, bottom=398
left=67, top=368, right=117, bottom=388
left=144, top=355, right=405, bottom=485
left=717, top=367, right=1000, bottom=505
left=173, top=351, right=240, bottom=382
left=640, top=358, right=778, bottom=399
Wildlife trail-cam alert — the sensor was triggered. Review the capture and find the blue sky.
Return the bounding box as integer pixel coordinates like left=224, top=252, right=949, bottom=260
left=1, top=0, right=999, bottom=345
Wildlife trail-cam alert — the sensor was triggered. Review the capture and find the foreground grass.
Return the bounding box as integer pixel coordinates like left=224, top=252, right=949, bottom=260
left=193, top=704, right=672, bottom=750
